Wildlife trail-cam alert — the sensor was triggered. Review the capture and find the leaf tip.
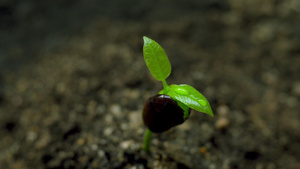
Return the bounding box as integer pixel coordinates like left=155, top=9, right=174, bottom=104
left=143, top=36, right=150, bottom=43
left=207, top=107, right=214, bottom=117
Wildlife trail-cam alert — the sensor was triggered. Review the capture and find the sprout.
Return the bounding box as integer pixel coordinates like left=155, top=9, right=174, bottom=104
left=142, top=36, right=213, bottom=152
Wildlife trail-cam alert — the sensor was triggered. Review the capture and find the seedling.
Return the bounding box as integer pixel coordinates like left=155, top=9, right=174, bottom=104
left=142, top=36, right=213, bottom=152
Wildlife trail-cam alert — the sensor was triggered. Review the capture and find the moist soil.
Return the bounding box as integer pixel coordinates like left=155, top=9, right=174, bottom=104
left=0, top=1, right=300, bottom=169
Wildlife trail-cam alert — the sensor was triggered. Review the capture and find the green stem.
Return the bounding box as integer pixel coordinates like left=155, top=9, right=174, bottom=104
left=143, top=129, right=152, bottom=152
left=162, top=79, right=169, bottom=93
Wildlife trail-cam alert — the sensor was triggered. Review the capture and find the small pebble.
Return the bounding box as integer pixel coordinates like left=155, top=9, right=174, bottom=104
left=209, top=164, right=216, bottom=169
left=104, top=127, right=113, bottom=136
left=120, top=123, right=129, bottom=130
left=122, top=89, right=139, bottom=99
left=76, top=138, right=85, bottom=146
left=97, top=150, right=105, bottom=158
left=200, top=147, right=206, bottom=155
left=261, top=72, right=277, bottom=85
left=109, top=104, right=121, bottom=117
left=56, top=82, right=66, bottom=94
left=292, top=82, right=300, bottom=96
left=96, top=104, right=106, bottom=114
left=105, top=114, right=113, bottom=123
left=90, top=144, right=98, bottom=151
left=35, top=131, right=51, bottom=149
left=129, top=111, right=143, bottom=129
left=120, top=140, right=133, bottom=149
left=26, top=131, right=37, bottom=142
left=217, top=105, right=229, bottom=117
left=87, top=100, right=97, bottom=114
left=215, top=118, right=229, bottom=130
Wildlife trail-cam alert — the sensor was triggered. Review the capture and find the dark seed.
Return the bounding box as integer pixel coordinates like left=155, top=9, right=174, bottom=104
left=142, top=94, right=190, bottom=133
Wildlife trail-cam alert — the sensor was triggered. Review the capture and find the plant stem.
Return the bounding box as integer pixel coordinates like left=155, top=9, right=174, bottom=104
left=162, top=79, right=169, bottom=93
left=143, top=129, right=152, bottom=152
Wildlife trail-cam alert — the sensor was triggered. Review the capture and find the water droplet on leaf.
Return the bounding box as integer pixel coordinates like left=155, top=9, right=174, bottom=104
left=174, top=87, right=189, bottom=95
left=198, top=99, right=207, bottom=106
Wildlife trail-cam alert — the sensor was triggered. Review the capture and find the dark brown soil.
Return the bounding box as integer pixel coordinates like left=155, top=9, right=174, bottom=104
left=1, top=1, right=300, bottom=169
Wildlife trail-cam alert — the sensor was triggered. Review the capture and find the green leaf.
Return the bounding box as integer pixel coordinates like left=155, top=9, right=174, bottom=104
left=161, top=84, right=213, bottom=117
left=143, top=36, right=171, bottom=81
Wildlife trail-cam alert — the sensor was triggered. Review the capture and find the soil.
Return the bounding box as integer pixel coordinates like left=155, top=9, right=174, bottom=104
left=1, top=1, right=300, bottom=169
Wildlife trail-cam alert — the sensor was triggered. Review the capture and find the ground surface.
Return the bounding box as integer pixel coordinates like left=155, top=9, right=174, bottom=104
left=0, top=1, right=300, bottom=169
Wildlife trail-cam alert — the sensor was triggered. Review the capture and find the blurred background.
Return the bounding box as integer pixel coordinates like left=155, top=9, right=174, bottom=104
left=0, top=0, right=300, bottom=169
